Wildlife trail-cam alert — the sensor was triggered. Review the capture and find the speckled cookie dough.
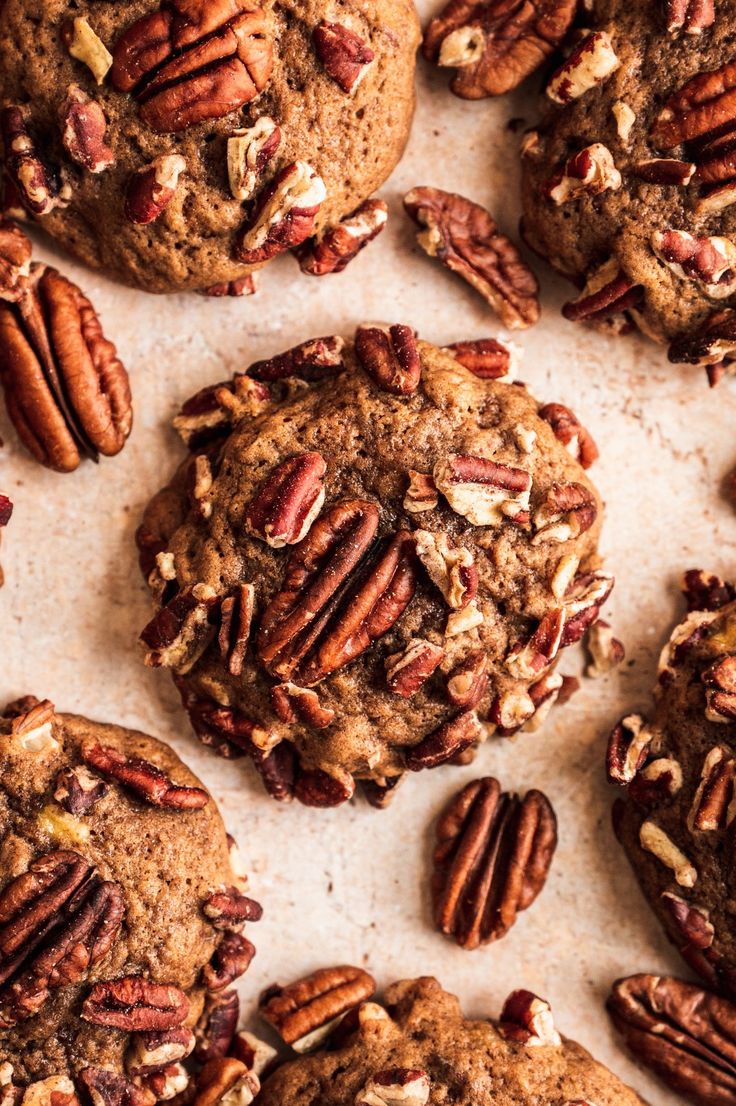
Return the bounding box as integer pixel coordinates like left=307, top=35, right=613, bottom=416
left=0, top=0, right=419, bottom=293
left=137, top=328, right=612, bottom=808
left=0, top=696, right=260, bottom=1098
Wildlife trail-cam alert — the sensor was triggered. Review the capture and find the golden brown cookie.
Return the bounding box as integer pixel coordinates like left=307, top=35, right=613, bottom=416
left=0, top=696, right=260, bottom=1098
left=137, top=328, right=611, bottom=808
left=0, top=0, right=419, bottom=293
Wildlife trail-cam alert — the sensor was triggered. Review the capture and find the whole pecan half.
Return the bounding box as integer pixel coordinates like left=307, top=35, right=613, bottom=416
left=81, top=740, right=209, bottom=809
left=444, top=337, right=516, bottom=380
left=0, top=851, right=124, bottom=1026
left=59, top=86, right=115, bottom=175
left=0, top=219, right=31, bottom=303
left=313, top=21, right=375, bottom=94
left=83, top=976, right=189, bottom=1031
left=652, top=60, right=736, bottom=151
left=608, top=974, right=736, bottom=1106
left=404, top=187, right=539, bottom=328
left=203, top=886, right=262, bottom=930
left=0, top=264, right=131, bottom=472
left=247, top=336, right=346, bottom=383
left=195, top=988, right=240, bottom=1062
left=245, top=452, right=327, bottom=549
left=354, top=324, right=421, bottom=396
left=297, top=199, right=388, bottom=276
left=432, top=778, right=556, bottom=949
left=259, top=965, right=375, bottom=1050
left=423, top=0, right=576, bottom=99
left=111, top=1, right=273, bottom=133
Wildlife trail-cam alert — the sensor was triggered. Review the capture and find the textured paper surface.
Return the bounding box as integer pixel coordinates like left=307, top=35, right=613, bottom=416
left=3, top=11, right=736, bottom=1101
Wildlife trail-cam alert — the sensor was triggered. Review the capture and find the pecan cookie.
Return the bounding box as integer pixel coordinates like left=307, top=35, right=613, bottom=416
left=520, top=0, right=736, bottom=381
left=253, top=974, right=645, bottom=1105
left=0, top=696, right=260, bottom=1099
left=137, top=329, right=611, bottom=808
left=0, top=0, right=419, bottom=294
left=607, top=570, right=736, bottom=997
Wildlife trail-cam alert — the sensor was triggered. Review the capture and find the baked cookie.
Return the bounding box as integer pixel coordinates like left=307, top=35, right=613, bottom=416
left=0, top=696, right=260, bottom=1098
left=0, top=0, right=419, bottom=294
left=607, top=569, right=736, bottom=997
left=520, top=0, right=736, bottom=381
left=137, top=327, right=612, bottom=808
left=254, top=973, right=645, bottom=1105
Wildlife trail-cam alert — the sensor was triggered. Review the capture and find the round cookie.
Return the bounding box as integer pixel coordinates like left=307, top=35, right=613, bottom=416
left=607, top=570, right=736, bottom=996
left=136, top=327, right=612, bottom=808
left=0, top=0, right=419, bottom=294
left=520, top=0, right=736, bottom=377
left=0, top=696, right=260, bottom=1097
left=256, top=975, right=646, bottom=1105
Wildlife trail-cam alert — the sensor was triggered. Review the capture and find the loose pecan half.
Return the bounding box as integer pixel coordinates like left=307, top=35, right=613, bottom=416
left=59, top=86, right=115, bottom=175
left=235, top=162, right=326, bottom=264
left=259, top=965, right=375, bottom=1051
left=608, top=974, right=736, bottom=1106
left=355, top=324, right=421, bottom=396
left=81, top=741, right=209, bottom=809
left=83, top=976, right=189, bottom=1032
left=665, top=0, right=715, bottom=34
left=539, top=403, right=598, bottom=468
left=433, top=777, right=556, bottom=949
left=423, top=0, right=576, bottom=99
left=111, top=2, right=273, bottom=134
left=0, top=107, right=67, bottom=217
left=355, top=1070, right=430, bottom=1106
left=404, top=187, right=539, bottom=328
left=0, top=220, right=31, bottom=303
left=298, top=199, right=388, bottom=276
left=125, top=155, right=187, bottom=225
left=0, top=264, right=131, bottom=472
left=313, top=21, right=374, bottom=93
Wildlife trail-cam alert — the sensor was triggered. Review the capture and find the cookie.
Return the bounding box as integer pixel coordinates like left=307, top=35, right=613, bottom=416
left=0, top=0, right=419, bottom=294
left=0, top=696, right=260, bottom=1097
left=520, top=0, right=736, bottom=379
left=607, top=569, right=736, bottom=997
left=255, top=973, right=646, bottom=1105
left=137, top=327, right=611, bottom=808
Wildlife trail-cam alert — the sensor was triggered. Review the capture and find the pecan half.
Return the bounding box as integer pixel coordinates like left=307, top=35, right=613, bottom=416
left=313, top=21, right=374, bottom=93
left=0, top=264, right=131, bottom=472
left=81, top=741, right=209, bottom=809
left=652, top=60, right=736, bottom=150
left=298, top=199, right=388, bottom=276
left=218, top=584, right=255, bottom=677
left=59, top=86, right=115, bottom=175
left=0, top=852, right=124, bottom=1026
left=83, top=977, right=189, bottom=1032
left=703, top=658, right=736, bottom=722
left=404, top=187, right=539, bottom=328
left=235, top=162, right=326, bottom=264
left=405, top=710, right=484, bottom=770
left=444, top=337, right=517, bottom=380
left=195, top=989, right=240, bottom=1062
left=432, top=777, right=556, bottom=949
left=245, top=452, right=326, bottom=549
left=688, top=746, right=736, bottom=829
left=294, top=766, right=356, bottom=808
left=562, top=257, right=644, bottom=329
left=355, top=1070, right=430, bottom=1106
left=125, top=155, right=187, bottom=225
left=0, top=107, right=67, bottom=217
left=259, top=965, right=375, bottom=1051
left=203, top=886, right=262, bottom=930
left=665, top=0, right=715, bottom=34
left=227, top=117, right=280, bottom=202
left=202, top=932, right=256, bottom=991
left=498, top=989, right=561, bottom=1046
left=545, top=30, right=620, bottom=104
left=423, top=0, right=576, bottom=99
left=248, top=336, right=345, bottom=383
left=111, top=2, right=273, bottom=134
left=608, top=974, right=736, bottom=1106
left=385, top=639, right=445, bottom=697
left=633, top=158, right=696, bottom=185
left=538, top=403, right=598, bottom=468
left=172, top=374, right=268, bottom=449
left=355, top=324, right=421, bottom=396
left=0, top=220, right=31, bottom=303
left=433, top=453, right=531, bottom=526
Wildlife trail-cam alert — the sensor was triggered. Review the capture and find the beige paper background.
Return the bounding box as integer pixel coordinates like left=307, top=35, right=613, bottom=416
left=3, top=10, right=736, bottom=1101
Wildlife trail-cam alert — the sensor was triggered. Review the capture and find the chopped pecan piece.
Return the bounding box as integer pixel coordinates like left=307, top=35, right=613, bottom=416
left=640, top=820, right=697, bottom=886
left=111, top=3, right=273, bottom=133
left=355, top=1069, right=430, bottom=1106
left=248, top=335, right=345, bottom=383
left=665, top=0, right=715, bottom=34
left=259, top=965, right=375, bottom=1051
left=652, top=230, right=736, bottom=293
left=433, top=777, right=556, bottom=948
left=1, top=107, right=66, bottom=217
left=81, top=740, right=209, bottom=809
left=172, top=374, right=268, bottom=448
left=633, top=158, right=695, bottom=185
left=313, top=21, right=374, bottom=93
left=585, top=620, right=624, bottom=676
left=688, top=746, right=736, bottom=830
left=227, top=117, right=280, bottom=202
left=661, top=892, right=715, bottom=956
left=125, top=155, right=187, bottom=225
left=294, top=766, right=356, bottom=808
left=59, top=86, right=115, bottom=174
left=703, top=657, right=736, bottom=721
left=54, top=766, right=108, bottom=815
left=506, top=607, right=565, bottom=680
left=80, top=1069, right=154, bottom=1106
left=203, top=886, right=262, bottom=930
left=405, top=710, right=484, bottom=770
left=271, top=683, right=335, bottom=728
left=355, top=323, right=421, bottom=396
left=446, top=650, right=488, bottom=708
left=423, top=0, right=576, bottom=99
left=245, top=452, right=326, bottom=548
left=403, top=471, right=439, bottom=513
left=434, top=452, right=531, bottom=526
left=6, top=697, right=58, bottom=753
left=139, top=583, right=218, bottom=670
left=562, top=257, right=644, bottom=328
left=202, top=932, right=256, bottom=991
left=83, top=976, right=189, bottom=1031
left=533, top=482, right=597, bottom=543
left=414, top=529, right=478, bottom=608
left=385, top=639, right=445, bottom=697
left=444, top=337, right=517, bottom=380
left=0, top=220, right=31, bottom=303
left=682, top=569, right=736, bottom=612
left=606, top=715, right=656, bottom=786
left=298, top=199, right=388, bottom=276
left=193, top=1058, right=259, bottom=1106
left=127, top=1027, right=195, bottom=1074
left=235, top=162, right=326, bottom=264
left=668, top=309, right=736, bottom=367
left=62, top=17, right=113, bottom=84
left=539, top=403, right=598, bottom=468
left=543, top=143, right=621, bottom=204
left=229, top=1029, right=278, bottom=1075
left=18, top=1077, right=79, bottom=1106
left=404, top=187, right=539, bottom=328
left=199, top=275, right=258, bottom=297
left=138, top=1062, right=189, bottom=1101
left=498, top=989, right=561, bottom=1045
left=608, top=974, right=736, bottom=1105
left=546, top=30, right=620, bottom=104
left=0, top=494, right=13, bottom=528
left=0, top=263, right=131, bottom=472
left=218, top=584, right=255, bottom=677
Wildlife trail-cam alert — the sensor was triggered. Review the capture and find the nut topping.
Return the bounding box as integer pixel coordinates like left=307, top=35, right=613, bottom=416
left=665, top=0, right=715, bottom=34
left=271, top=683, right=335, bottom=729
left=125, top=155, right=187, bottom=225
left=385, top=639, right=445, bottom=697
left=127, top=1027, right=195, bottom=1074
left=79, top=1069, right=153, bottom=1106
left=235, top=162, right=326, bottom=264
left=59, top=87, right=115, bottom=174
left=0, top=264, right=132, bottom=472
left=414, top=529, right=478, bottom=609
left=585, top=619, right=624, bottom=677
left=248, top=336, right=346, bottom=383
left=682, top=569, right=736, bottom=613
left=688, top=746, right=735, bottom=830
left=203, top=886, right=262, bottom=930
left=562, top=257, right=644, bottom=329
left=245, top=452, right=327, bottom=549
left=640, top=820, right=697, bottom=886
left=195, top=989, right=240, bottom=1062
left=54, top=766, right=108, bottom=815
left=227, top=117, right=281, bottom=202
left=405, top=710, right=484, bottom=771
left=218, top=584, right=255, bottom=677
left=83, top=977, right=189, bottom=1031
left=444, top=337, right=517, bottom=381
left=652, top=230, right=736, bottom=294
left=446, top=650, right=489, bottom=709
left=703, top=656, right=736, bottom=721
left=652, top=60, right=736, bottom=150
left=313, top=21, right=375, bottom=94
left=606, top=714, right=656, bottom=785
left=661, top=893, right=714, bottom=951
left=423, top=0, right=576, bottom=99
left=230, top=1030, right=278, bottom=1075
left=298, top=199, right=388, bottom=276
left=432, top=777, right=557, bottom=948
left=546, top=30, right=620, bottom=104
left=633, top=158, right=696, bottom=185
left=403, top=471, right=439, bottom=513
left=0, top=220, right=31, bottom=303
left=533, top=482, right=597, bottom=544
left=259, top=965, right=376, bottom=1051
left=7, top=698, right=58, bottom=753
left=140, top=583, right=218, bottom=671
left=1, top=107, right=67, bottom=217
left=498, top=990, right=561, bottom=1046
left=193, top=1058, right=259, bottom=1106
left=538, top=403, right=599, bottom=468
left=404, top=187, right=540, bottom=329
left=433, top=453, right=531, bottom=526
left=355, top=324, right=421, bottom=396
left=81, top=740, right=209, bottom=809
left=62, top=18, right=113, bottom=84
left=544, top=143, right=622, bottom=204
left=355, top=1069, right=430, bottom=1106
left=668, top=309, right=736, bottom=367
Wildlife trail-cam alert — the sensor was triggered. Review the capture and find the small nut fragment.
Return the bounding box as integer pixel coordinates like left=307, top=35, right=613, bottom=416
left=125, top=156, right=187, bottom=225
left=0, top=220, right=31, bottom=303
left=62, top=17, right=113, bottom=84
left=404, top=187, right=539, bottom=329
left=640, top=820, right=697, bottom=887
left=355, top=1069, right=430, bottom=1106
left=652, top=230, right=736, bottom=294
left=668, top=309, right=736, bottom=367
left=414, top=529, right=477, bottom=609
left=298, top=199, right=388, bottom=276
left=54, top=765, right=108, bottom=815
left=562, top=257, right=643, bottom=328
left=533, top=482, right=597, bottom=544
left=227, top=117, right=281, bottom=202
left=546, top=30, right=620, bottom=104
left=355, top=324, right=421, bottom=396
left=19, top=1078, right=78, bottom=1106
left=80, top=1068, right=154, bottom=1106
left=385, top=639, right=445, bottom=697
left=199, top=275, right=258, bottom=298
left=539, top=403, right=598, bottom=468
left=193, top=1058, right=259, bottom=1106
left=403, top=471, right=438, bottom=513
left=606, top=714, right=656, bottom=785
left=405, top=710, right=484, bottom=771
left=259, top=965, right=376, bottom=1051
left=230, top=1030, right=278, bottom=1075
left=245, top=452, right=326, bottom=548
left=313, top=21, right=374, bottom=94
left=271, top=683, right=335, bottom=729
left=682, top=569, right=736, bottom=612
left=703, top=656, right=736, bottom=721
left=235, top=162, right=326, bottom=265
left=585, top=620, right=624, bottom=677
left=127, top=1027, right=195, bottom=1075
left=433, top=453, right=531, bottom=526
left=8, top=697, right=58, bottom=753
left=140, top=584, right=218, bottom=671
left=688, top=745, right=736, bottom=831
left=446, top=650, right=488, bottom=708
left=665, top=0, right=715, bottom=35
left=0, top=494, right=13, bottom=528
left=612, top=101, right=636, bottom=143
left=81, top=740, right=209, bottom=809
left=60, top=86, right=115, bottom=174
left=1, top=107, right=66, bottom=217
left=661, top=892, right=714, bottom=951
left=544, top=143, right=621, bottom=205
left=498, top=990, right=561, bottom=1046
left=506, top=608, right=565, bottom=681
left=195, top=990, right=240, bottom=1063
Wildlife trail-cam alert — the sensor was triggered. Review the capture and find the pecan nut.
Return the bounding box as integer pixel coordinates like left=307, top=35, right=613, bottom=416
left=199, top=275, right=258, bottom=298
left=405, top=710, right=484, bottom=771
left=125, top=156, right=187, bottom=225
left=62, top=17, right=113, bottom=84
left=665, top=0, right=715, bottom=34
left=0, top=264, right=132, bottom=472
left=355, top=1069, right=430, bottom=1106
left=385, top=639, right=445, bottom=697
left=203, top=886, right=262, bottom=930
left=193, top=1058, right=259, bottom=1106
left=633, top=157, right=696, bottom=185
left=173, top=374, right=270, bottom=449
left=433, top=453, right=531, bottom=526
left=0, top=220, right=31, bottom=303
left=83, top=976, right=190, bottom=1031
left=245, top=452, right=327, bottom=548
left=545, top=30, right=620, bottom=104
left=682, top=569, right=736, bottom=613
left=444, top=337, right=517, bottom=380
left=538, top=403, right=598, bottom=469
left=111, top=2, right=273, bottom=133
left=259, top=965, right=375, bottom=1051
left=414, top=529, right=477, bottom=609
left=404, top=187, right=539, bottom=329
left=543, top=143, right=622, bottom=205
left=313, top=21, right=375, bottom=93
left=608, top=974, right=736, bottom=1106
left=0, top=106, right=68, bottom=217
left=498, top=989, right=561, bottom=1046
left=446, top=650, right=488, bottom=708
left=218, top=584, right=256, bottom=677
left=652, top=230, right=736, bottom=294
left=80, top=1068, right=154, bottom=1106
left=81, top=740, right=209, bottom=809
left=298, top=199, right=388, bottom=276
left=60, top=86, right=115, bottom=174
left=227, top=117, right=280, bottom=202
left=703, top=657, right=736, bottom=721
left=668, top=309, right=736, bottom=367
left=235, top=162, right=326, bottom=264
left=202, top=932, right=256, bottom=991
left=248, top=336, right=345, bottom=383
left=652, top=60, right=736, bottom=150
left=54, top=766, right=108, bottom=815
left=355, top=324, right=421, bottom=396
left=139, top=583, right=218, bottom=671
left=562, top=257, right=644, bottom=330
left=127, top=1027, right=195, bottom=1074
left=432, top=777, right=556, bottom=949
left=423, top=0, right=576, bottom=99
left=271, top=683, right=335, bottom=728
left=532, top=482, right=598, bottom=544
left=293, top=766, right=356, bottom=808
left=195, top=989, right=240, bottom=1062
left=403, top=471, right=439, bottom=513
